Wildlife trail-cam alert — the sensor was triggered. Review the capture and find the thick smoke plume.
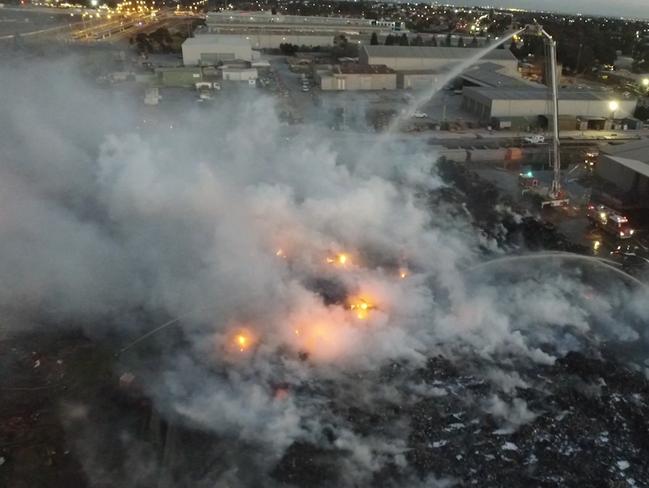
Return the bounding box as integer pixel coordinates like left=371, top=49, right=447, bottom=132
left=1, top=56, right=647, bottom=486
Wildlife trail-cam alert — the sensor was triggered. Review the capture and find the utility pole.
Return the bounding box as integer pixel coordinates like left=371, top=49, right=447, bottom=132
left=575, top=42, right=583, bottom=74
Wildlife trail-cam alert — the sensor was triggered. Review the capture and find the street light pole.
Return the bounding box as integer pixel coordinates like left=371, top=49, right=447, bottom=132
left=609, top=100, right=619, bottom=129
left=575, top=42, right=583, bottom=74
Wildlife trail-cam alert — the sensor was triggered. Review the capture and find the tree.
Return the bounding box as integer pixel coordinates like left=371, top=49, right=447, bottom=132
left=399, top=34, right=409, bottom=46
left=634, top=105, right=649, bottom=121
left=135, top=33, right=152, bottom=54
left=445, top=33, right=452, bottom=47
left=370, top=32, right=379, bottom=45
left=333, top=34, right=358, bottom=58
left=457, top=37, right=465, bottom=48
left=279, top=43, right=298, bottom=56
left=149, top=27, right=173, bottom=53
left=411, top=35, right=423, bottom=46
left=385, top=34, right=396, bottom=46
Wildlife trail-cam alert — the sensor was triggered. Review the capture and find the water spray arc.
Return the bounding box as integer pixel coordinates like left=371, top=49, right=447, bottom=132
left=466, top=252, right=649, bottom=292
left=387, top=28, right=525, bottom=134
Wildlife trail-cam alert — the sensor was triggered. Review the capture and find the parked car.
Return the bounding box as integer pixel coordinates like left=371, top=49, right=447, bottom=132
left=523, top=135, right=545, bottom=144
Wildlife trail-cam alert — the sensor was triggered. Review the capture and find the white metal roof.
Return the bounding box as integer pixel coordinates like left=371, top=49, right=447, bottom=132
left=463, top=86, right=633, bottom=102
left=602, top=139, right=649, bottom=178
left=609, top=155, right=649, bottom=178
left=362, top=45, right=516, bottom=61
left=183, top=35, right=252, bottom=47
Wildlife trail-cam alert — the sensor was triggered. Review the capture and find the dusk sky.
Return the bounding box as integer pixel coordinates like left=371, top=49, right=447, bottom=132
left=443, top=0, right=648, bottom=19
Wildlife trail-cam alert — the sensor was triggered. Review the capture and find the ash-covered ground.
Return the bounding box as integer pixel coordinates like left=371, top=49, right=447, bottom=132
left=2, top=161, right=648, bottom=488
left=1, top=56, right=648, bottom=488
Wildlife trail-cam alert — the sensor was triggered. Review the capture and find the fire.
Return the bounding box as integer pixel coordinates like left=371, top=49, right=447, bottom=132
left=233, top=332, right=253, bottom=352
left=326, top=252, right=350, bottom=266
left=296, top=321, right=337, bottom=355
left=235, top=334, right=248, bottom=351
left=275, top=248, right=286, bottom=258
left=349, top=297, right=374, bottom=320
left=399, top=268, right=408, bottom=279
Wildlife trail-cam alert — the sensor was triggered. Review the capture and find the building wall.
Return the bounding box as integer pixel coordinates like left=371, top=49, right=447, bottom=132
left=358, top=48, right=369, bottom=65
left=222, top=68, right=258, bottom=81
left=463, top=91, right=636, bottom=121
left=204, top=31, right=340, bottom=48
left=182, top=41, right=253, bottom=65
left=489, top=99, right=636, bottom=119
left=320, top=73, right=396, bottom=91
left=243, top=33, right=336, bottom=49
left=597, top=156, right=642, bottom=193
left=461, top=95, right=492, bottom=121
left=400, top=73, right=439, bottom=90
left=321, top=76, right=345, bottom=90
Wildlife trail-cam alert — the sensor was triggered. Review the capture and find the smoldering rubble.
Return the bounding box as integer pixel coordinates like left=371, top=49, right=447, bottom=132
left=1, top=57, right=648, bottom=487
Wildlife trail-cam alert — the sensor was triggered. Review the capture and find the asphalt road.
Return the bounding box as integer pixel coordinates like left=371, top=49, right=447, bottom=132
left=0, top=7, right=198, bottom=45
left=269, top=56, right=320, bottom=120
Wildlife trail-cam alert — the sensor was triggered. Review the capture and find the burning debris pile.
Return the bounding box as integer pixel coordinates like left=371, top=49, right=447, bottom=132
left=271, top=351, right=649, bottom=487
left=4, top=332, right=649, bottom=487
left=0, top=58, right=648, bottom=487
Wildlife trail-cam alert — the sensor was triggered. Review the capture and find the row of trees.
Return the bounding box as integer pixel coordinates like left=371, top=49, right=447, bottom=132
left=508, top=13, right=646, bottom=73
left=375, top=32, right=480, bottom=48
left=132, top=27, right=185, bottom=55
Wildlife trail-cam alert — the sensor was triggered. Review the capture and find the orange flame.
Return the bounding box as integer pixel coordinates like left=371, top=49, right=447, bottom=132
left=234, top=333, right=251, bottom=352
left=349, top=297, right=374, bottom=320
left=399, top=268, right=408, bottom=279
left=326, top=252, right=350, bottom=267
left=275, top=248, right=286, bottom=259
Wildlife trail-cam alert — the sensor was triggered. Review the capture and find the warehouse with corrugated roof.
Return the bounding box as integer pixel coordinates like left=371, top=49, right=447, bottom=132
left=359, top=45, right=518, bottom=76
left=462, top=87, right=637, bottom=128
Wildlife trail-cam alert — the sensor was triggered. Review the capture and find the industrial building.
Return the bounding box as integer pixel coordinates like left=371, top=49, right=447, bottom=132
left=155, top=66, right=204, bottom=87
left=182, top=35, right=253, bottom=66
left=397, top=62, right=534, bottom=91
left=240, top=33, right=336, bottom=49
left=205, top=10, right=405, bottom=34
left=460, top=62, right=535, bottom=89
left=318, top=64, right=397, bottom=91
left=359, top=45, right=518, bottom=76
left=462, top=87, right=637, bottom=129
left=221, top=67, right=258, bottom=82
left=201, top=10, right=405, bottom=49
left=595, top=140, right=649, bottom=208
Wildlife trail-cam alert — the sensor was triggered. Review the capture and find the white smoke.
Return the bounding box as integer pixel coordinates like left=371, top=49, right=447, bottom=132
left=1, top=55, right=647, bottom=486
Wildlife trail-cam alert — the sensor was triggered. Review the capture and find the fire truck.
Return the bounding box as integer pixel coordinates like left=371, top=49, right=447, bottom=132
left=587, top=203, right=635, bottom=240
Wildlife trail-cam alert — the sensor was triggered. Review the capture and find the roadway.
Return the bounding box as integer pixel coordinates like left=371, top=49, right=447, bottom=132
left=0, top=6, right=199, bottom=44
